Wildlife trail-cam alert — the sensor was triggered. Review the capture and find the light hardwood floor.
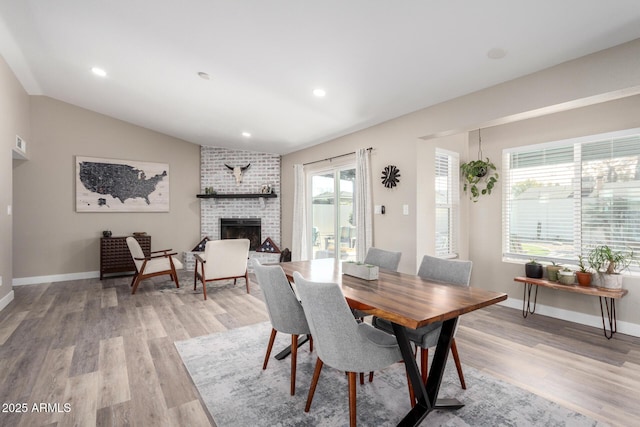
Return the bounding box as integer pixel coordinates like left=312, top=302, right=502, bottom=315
left=0, top=272, right=638, bottom=426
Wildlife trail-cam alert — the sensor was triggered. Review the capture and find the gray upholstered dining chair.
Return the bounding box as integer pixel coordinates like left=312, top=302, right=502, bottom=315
left=372, top=254, right=472, bottom=391
left=293, top=271, right=402, bottom=427
left=352, top=246, right=402, bottom=325
left=253, top=260, right=312, bottom=396
left=363, top=247, right=402, bottom=271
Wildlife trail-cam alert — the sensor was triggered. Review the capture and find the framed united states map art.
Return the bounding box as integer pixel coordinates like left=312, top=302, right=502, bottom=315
left=76, top=156, right=170, bottom=212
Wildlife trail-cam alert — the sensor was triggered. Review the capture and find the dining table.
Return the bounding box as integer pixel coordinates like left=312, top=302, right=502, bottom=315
left=278, top=258, right=508, bottom=427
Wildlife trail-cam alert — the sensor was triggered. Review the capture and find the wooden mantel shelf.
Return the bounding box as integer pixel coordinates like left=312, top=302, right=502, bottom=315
left=196, top=193, right=277, bottom=199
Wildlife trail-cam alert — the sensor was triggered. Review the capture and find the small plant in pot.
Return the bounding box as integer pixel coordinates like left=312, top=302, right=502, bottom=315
left=587, top=245, right=634, bottom=289
left=575, top=255, right=592, bottom=286
left=546, top=261, right=562, bottom=282
left=460, top=158, right=499, bottom=202
left=525, top=259, right=543, bottom=279
left=557, top=267, right=575, bottom=285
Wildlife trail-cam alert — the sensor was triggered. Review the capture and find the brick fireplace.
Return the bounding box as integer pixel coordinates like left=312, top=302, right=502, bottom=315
left=184, top=146, right=281, bottom=270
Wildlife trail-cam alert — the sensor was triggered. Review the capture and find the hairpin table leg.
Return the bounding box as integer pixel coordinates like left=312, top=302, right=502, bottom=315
left=599, top=297, right=617, bottom=339
left=522, top=282, right=538, bottom=318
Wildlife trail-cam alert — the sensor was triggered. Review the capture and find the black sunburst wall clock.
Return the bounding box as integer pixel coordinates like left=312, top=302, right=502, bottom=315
left=381, top=165, right=400, bottom=188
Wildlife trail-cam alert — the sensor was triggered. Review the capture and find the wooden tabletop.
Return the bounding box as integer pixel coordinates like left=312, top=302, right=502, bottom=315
left=280, top=258, right=508, bottom=330
left=514, top=276, right=628, bottom=299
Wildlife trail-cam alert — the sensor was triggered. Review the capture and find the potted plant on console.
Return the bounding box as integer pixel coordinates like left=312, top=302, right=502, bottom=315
left=575, top=255, right=592, bottom=286
left=525, top=259, right=543, bottom=279
left=557, top=266, right=575, bottom=285
left=546, top=261, right=562, bottom=282
left=587, top=245, right=634, bottom=289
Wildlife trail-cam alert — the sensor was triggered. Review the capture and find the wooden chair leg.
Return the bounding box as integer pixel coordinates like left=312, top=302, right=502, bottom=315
left=308, top=335, right=313, bottom=352
left=420, top=347, right=428, bottom=384
left=193, top=262, right=198, bottom=290
left=305, top=358, right=324, bottom=412
left=450, top=338, right=466, bottom=389
left=172, top=268, right=180, bottom=288
left=131, top=275, right=142, bottom=295
left=130, top=273, right=138, bottom=288
left=359, top=372, right=364, bottom=385
left=291, top=335, right=299, bottom=395
left=368, top=372, right=373, bottom=382
left=244, top=271, right=250, bottom=294
left=201, top=270, right=208, bottom=301
left=406, top=368, right=416, bottom=408
left=263, top=328, right=277, bottom=370
left=348, top=372, right=357, bottom=427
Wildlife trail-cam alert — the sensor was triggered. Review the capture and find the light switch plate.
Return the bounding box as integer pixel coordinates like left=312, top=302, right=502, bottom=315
left=403, top=204, right=409, bottom=215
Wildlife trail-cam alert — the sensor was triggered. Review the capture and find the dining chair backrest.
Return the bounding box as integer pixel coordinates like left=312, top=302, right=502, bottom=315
left=417, top=254, right=472, bottom=287
left=293, top=272, right=357, bottom=370
left=293, top=272, right=400, bottom=373
left=253, top=260, right=309, bottom=335
left=363, top=247, right=402, bottom=272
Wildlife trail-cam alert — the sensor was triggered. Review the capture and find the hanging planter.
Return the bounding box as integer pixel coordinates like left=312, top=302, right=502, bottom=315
left=461, top=129, right=499, bottom=202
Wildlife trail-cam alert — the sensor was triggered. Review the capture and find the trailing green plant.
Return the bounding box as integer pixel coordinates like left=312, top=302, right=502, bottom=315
left=587, top=245, right=634, bottom=274
left=460, top=158, right=499, bottom=202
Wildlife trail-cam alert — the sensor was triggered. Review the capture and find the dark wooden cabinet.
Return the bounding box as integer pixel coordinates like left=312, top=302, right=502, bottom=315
left=100, top=235, right=151, bottom=279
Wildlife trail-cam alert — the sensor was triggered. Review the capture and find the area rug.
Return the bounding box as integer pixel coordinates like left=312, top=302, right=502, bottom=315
left=175, top=322, right=604, bottom=427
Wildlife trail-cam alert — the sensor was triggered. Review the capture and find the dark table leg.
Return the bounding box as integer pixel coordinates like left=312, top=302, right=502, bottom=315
left=392, top=318, right=462, bottom=427
left=600, top=297, right=618, bottom=339
left=522, top=282, right=538, bottom=318
left=274, top=335, right=310, bottom=360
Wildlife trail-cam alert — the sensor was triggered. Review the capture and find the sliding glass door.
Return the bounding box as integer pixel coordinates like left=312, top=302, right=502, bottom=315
left=309, top=166, right=356, bottom=260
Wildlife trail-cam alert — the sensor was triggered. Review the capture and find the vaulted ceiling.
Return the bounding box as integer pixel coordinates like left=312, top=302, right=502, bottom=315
left=2, top=1, right=640, bottom=154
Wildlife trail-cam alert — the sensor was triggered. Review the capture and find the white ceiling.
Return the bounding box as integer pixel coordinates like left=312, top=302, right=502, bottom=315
left=1, top=1, right=640, bottom=155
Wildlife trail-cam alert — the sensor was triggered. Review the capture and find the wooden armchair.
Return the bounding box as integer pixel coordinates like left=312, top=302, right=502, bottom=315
left=126, top=237, right=183, bottom=294
left=194, top=238, right=250, bottom=300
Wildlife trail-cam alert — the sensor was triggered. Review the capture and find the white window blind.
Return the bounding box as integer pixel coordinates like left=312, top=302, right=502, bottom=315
left=503, top=128, right=640, bottom=266
left=435, top=148, right=459, bottom=257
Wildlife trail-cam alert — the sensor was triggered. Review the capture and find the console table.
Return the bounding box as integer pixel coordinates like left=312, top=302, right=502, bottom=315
left=514, top=276, right=628, bottom=339
left=100, top=235, right=151, bottom=279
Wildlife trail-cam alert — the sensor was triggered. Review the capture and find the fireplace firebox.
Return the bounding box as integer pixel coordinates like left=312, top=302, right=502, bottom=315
left=220, top=218, right=261, bottom=251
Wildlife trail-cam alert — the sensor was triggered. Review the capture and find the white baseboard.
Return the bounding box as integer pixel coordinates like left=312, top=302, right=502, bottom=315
left=498, top=298, right=640, bottom=338
left=0, top=290, right=15, bottom=312
left=12, top=271, right=100, bottom=286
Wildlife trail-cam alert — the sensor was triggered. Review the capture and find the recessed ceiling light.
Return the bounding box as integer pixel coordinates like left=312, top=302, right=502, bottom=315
left=487, top=48, right=506, bottom=59
left=91, top=67, right=107, bottom=77
left=313, top=88, right=326, bottom=97
left=198, top=72, right=211, bottom=80
left=242, top=132, right=251, bottom=138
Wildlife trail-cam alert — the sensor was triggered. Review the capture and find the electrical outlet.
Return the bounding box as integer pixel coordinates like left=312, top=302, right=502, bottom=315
left=0, top=276, right=3, bottom=287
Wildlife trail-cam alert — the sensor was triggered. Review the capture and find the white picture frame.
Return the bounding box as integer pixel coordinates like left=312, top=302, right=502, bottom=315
left=75, top=156, right=170, bottom=212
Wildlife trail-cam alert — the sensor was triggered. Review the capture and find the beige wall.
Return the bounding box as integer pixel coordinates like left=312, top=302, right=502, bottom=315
left=12, top=96, right=201, bottom=280
left=1, top=55, right=30, bottom=305
left=470, top=96, right=640, bottom=327
left=282, top=39, right=640, bottom=333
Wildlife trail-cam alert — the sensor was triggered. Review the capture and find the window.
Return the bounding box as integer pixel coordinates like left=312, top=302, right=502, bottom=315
left=308, top=164, right=356, bottom=261
left=503, top=128, right=640, bottom=267
left=435, top=148, right=459, bottom=257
